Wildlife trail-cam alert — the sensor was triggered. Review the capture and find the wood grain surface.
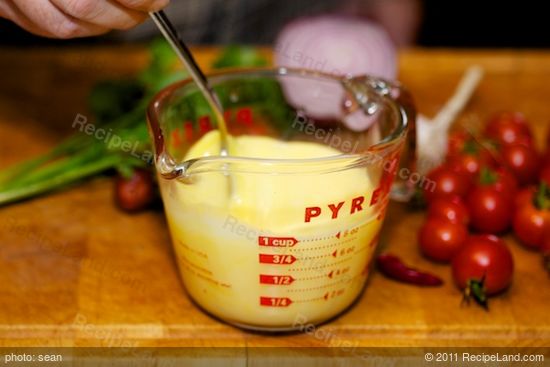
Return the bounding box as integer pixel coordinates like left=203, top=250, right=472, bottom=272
left=0, top=46, right=549, bottom=349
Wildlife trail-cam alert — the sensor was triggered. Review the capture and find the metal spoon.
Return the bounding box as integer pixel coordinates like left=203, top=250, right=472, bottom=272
left=149, top=10, right=229, bottom=156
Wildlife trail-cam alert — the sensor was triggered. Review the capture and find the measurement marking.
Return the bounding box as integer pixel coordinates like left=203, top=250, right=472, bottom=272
left=334, top=237, right=357, bottom=246
left=258, top=236, right=298, bottom=247
left=260, top=296, right=292, bottom=307
left=290, top=237, right=357, bottom=252
left=301, top=253, right=333, bottom=260
left=296, top=274, right=327, bottom=281
left=287, top=279, right=350, bottom=292
left=290, top=243, right=338, bottom=251
left=290, top=257, right=351, bottom=271
left=301, top=235, right=336, bottom=242
left=259, top=254, right=297, bottom=265
left=259, top=274, right=295, bottom=285
left=179, top=262, right=231, bottom=288
left=177, top=254, right=212, bottom=276
left=294, top=295, right=327, bottom=303
left=177, top=240, right=208, bottom=259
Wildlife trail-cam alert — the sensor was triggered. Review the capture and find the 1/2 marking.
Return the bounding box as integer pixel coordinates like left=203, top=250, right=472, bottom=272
left=259, top=275, right=295, bottom=285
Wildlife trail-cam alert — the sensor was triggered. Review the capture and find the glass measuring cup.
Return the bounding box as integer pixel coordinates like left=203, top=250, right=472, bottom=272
left=147, top=68, right=416, bottom=331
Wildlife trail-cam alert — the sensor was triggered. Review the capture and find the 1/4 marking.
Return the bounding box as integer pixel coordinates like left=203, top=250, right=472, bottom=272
left=260, top=297, right=292, bottom=307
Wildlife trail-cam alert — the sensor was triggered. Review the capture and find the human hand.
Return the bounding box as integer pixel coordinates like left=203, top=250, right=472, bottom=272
left=0, top=0, right=169, bottom=39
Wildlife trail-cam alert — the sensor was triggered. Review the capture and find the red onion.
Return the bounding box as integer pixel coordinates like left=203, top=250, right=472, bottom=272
left=275, top=15, right=396, bottom=79
left=275, top=15, right=397, bottom=129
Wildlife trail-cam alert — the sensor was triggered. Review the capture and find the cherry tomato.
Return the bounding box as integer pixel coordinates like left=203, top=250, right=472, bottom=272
left=484, top=112, right=533, bottom=147
left=539, top=165, right=550, bottom=186
left=513, top=184, right=550, bottom=250
left=513, top=204, right=549, bottom=250
left=427, top=196, right=469, bottom=225
left=419, top=218, right=468, bottom=262
left=448, top=150, right=494, bottom=181
left=515, top=186, right=536, bottom=209
left=499, top=144, right=541, bottom=186
left=115, top=169, right=154, bottom=212
left=447, top=130, right=469, bottom=157
left=478, top=167, right=518, bottom=196
left=447, top=136, right=496, bottom=180
left=423, top=165, right=471, bottom=203
left=467, top=186, right=513, bottom=233
left=452, top=235, right=514, bottom=295
left=487, top=111, right=528, bottom=127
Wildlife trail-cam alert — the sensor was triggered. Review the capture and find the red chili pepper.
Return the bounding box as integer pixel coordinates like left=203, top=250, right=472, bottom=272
left=376, top=253, right=443, bottom=286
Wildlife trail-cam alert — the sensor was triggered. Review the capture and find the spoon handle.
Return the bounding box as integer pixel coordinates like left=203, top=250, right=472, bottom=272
left=149, top=11, right=229, bottom=154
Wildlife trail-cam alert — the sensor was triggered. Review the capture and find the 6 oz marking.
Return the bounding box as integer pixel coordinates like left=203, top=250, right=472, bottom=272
left=259, top=254, right=297, bottom=265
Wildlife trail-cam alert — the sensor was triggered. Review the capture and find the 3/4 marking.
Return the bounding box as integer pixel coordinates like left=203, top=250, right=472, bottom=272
left=259, top=254, right=297, bottom=265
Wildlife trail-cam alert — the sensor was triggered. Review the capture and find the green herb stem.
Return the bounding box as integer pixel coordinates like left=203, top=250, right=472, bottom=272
left=0, top=155, right=122, bottom=206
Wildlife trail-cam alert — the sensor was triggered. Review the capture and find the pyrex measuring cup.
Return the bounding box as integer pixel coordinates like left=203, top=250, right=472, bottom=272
left=147, top=68, right=416, bottom=331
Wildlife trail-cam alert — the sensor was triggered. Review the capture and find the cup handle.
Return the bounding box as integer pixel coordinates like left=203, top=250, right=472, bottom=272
left=344, top=76, right=417, bottom=201
left=385, top=81, right=417, bottom=202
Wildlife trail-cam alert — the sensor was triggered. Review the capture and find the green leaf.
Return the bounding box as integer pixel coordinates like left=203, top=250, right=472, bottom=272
left=465, top=277, right=488, bottom=310
left=89, top=79, right=145, bottom=123
left=479, top=167, right=497, bottom=185
left=212, top=45, right=268, bottom=69
left=534, top=182, right=550, bottom=210
left=139, top=38, right=186, bottom=92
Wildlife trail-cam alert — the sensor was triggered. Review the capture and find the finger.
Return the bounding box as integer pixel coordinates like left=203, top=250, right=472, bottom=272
left=11, top=0, right=108, bottom=38
left=0, top=0, right=53, bottom=37
left=50, top=0, right=147, bottom=31
left=115, top=0, right=170, bottom=12
left=0, top=1, right=15, bottom=19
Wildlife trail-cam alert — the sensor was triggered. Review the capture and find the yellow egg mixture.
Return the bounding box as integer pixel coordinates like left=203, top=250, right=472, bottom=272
left=159, top=131, right=385, bottom=329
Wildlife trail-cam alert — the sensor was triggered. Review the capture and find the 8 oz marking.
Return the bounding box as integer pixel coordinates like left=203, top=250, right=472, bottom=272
left=258, top=236, right=299, bottom=247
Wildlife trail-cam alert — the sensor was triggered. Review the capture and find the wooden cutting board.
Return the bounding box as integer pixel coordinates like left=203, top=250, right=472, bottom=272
left=0, top=46, right=549, bottom=348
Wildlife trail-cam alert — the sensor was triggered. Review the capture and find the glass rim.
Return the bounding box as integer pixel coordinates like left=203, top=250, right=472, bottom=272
left=146, top=67, right=410, bottom=176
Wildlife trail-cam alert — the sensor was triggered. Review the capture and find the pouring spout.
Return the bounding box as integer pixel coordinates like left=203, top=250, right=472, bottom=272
left=156, top=153, right=184, bottom=179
